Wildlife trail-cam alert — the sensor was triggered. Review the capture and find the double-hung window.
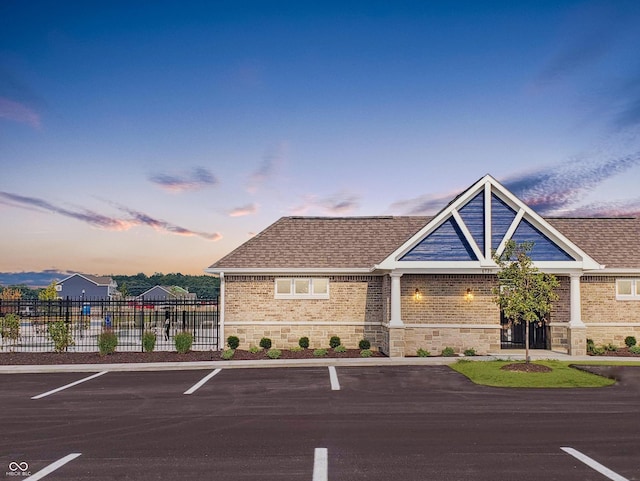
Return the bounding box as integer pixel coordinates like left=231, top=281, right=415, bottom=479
left=275, top=278, right=329, bottom=299
left=616, top=279, right=640, bottom=300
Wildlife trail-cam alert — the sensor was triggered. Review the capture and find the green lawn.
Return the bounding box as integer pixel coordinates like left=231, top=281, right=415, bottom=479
left=449, top=360, right=616, bottom=388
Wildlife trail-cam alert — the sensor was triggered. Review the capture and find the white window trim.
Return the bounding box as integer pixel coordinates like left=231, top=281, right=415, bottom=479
left=616, top=279, right=640, bottom=300
left=274, top=278, right=330, bottom=299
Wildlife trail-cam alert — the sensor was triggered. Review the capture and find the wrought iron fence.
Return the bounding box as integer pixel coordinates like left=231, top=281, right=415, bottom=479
left=0, top=298, right=219, bottom=352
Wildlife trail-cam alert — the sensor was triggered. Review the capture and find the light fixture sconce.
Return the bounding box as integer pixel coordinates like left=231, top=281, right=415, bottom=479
left=414, top=288, right=423, bottom=301
left=464, top=288, right=474, bottom=301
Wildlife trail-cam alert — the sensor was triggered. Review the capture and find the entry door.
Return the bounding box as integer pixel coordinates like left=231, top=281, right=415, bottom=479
left=500, top=312, right=548, bottom=349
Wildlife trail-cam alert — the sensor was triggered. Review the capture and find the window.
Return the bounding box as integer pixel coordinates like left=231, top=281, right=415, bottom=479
left=275, top=278, right=330, bottom=299
left=616, top=279, right=640, bottom=300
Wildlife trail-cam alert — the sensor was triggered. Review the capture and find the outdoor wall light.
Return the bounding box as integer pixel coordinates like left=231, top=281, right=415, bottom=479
left=414, top=288, right=423, bottom=301
left=464, top=288, right=474, bottom=301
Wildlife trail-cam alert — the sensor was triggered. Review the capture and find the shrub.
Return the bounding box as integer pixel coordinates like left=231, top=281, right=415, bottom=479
left=221, top=349, right=235, bottom=360
left=417, top=348, right=430, bottom=357
left=249, top=345, right=261, bottom=353
left=298, top=336, right=310, bottom=349
left=329, top=336, right=341, bottom=349
left=591, top=346, right=606, bottom=356
left=0, top=314, right=20, bottom=348
left=227, top=335, right=240, bottom=350
left=629, top=345, right=640, bottom=354
left=267, top=348, right=282, bottom=359
left=313, top=348, right=328, bottom=357
left=142, top=330, right=156, bottom=352
left=291, top=346, right=303, bottom=352
left=48, top=320, right=74, bottom=352
left=360, top=349, right=372, bottom=357
left=259, top=337, right=272, bottom=349
left=358, top=339, right=371, bottom=350
left=98, top=330, right=118, bottom=355
left=604, top=343, right=618, bottom=352
left=175, top=331, right=194, bottom=354
left=334, top=345, right=347, bottom=353
left=463, top=348, right=476, bottom=357
left=586, top=338, right=596, bottom=354
left=625, top=336, right=637, bottom=347
left=441, top=346, right=456, bottom=357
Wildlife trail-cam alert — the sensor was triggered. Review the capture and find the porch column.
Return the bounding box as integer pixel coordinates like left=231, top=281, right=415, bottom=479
left=567, top=273, right=586, bottom=356
left=218, top=272, right=225, bottom=350
left=389, top=272, right=404, bottom=327
left=387, top=272, right=405, bottom=358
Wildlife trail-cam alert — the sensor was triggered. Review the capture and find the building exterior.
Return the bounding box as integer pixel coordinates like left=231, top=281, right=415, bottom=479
left=137, top=285, right=197, bottom=300
left=55, top=273, right=119, bottom=300
left=205, top=175, right=640, bottom=357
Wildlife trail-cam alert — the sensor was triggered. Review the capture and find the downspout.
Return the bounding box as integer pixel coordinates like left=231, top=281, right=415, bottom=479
left=219, top=272, right=225, bottom=350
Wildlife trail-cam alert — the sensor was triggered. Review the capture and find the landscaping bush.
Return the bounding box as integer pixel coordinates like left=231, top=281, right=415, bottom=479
left=625, top=336, right=637, bottom=347
left=604, top=343, right=618, bottom=352
left=417, top=348, right=430, bottom=357
left=249, top=345, right=261, bottom=353
left=358, top=339, right=371, bottom=350
left=360, top=349, right=372, bottom=358
left=329, top=336, right=341, bottom=349
left=587, top=338, right=596, bottom=354
left=334, top=345, right=347, bottom=353
left=0, top=314, right=20, bottom=349
left=298, top=336, right=310, bottom=349
left=267, top=348, right=282, bottom=359
left=313, top=348, right=328, bottom=357
left=291, top=346, right=303, bottom=352
left=98, top=330, right=118, bottom=355
left=463, top=348, right=476, bottom=357
left=629, top=345, right=640, bottom=354
left=591, top=345, right=606, bottom=355
left=221, top=349, right=235, bottom=360
left=259, top=337, right=272, bottom=349
left=48, top=320, right=74, bottom=352
left=142, top=330, right=156, bottom=352
left=227, top=335, right=240, bottom=350
left=175, top=332, right=194, bottom=354
left=441, top=346, right=456, bottom=357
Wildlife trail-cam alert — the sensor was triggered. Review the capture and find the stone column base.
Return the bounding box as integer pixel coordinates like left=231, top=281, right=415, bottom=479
left=387, top=326, right=406, bottom=358
left=567, top=325, right=587, bottom=356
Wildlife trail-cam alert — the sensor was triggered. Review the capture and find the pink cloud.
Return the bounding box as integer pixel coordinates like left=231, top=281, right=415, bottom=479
left=0, top=97, right=41, bottom=128
left=228, top=203, right=258, bottom=217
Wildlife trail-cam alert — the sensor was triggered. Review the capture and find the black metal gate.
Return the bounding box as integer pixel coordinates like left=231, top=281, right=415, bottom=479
left=500, top=311, right=548, bottom=349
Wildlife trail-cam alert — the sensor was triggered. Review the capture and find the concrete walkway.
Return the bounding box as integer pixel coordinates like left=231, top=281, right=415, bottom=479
left=1, top=350, right=639, bottom=374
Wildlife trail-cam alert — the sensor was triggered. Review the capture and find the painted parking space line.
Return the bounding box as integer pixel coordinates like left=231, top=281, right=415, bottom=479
left=183, top=368, right=222, bottom=395
left=31, top=371, right=108, bottom=400
left=313, top=448, right=328, bottom=481
left=25, top=453, right=82, bottom=480
left=561, top=447, right=629, bottom=481
left=328, top=366, right=340, bottom=391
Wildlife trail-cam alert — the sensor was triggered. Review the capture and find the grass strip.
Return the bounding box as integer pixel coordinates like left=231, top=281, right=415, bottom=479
left=450, top=360, right=615, bottom=388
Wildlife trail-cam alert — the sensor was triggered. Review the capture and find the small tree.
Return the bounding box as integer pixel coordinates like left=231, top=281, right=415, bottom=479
left=38, top=281, right=59, bottom=301
left=493, top=240, right=559, bottom=363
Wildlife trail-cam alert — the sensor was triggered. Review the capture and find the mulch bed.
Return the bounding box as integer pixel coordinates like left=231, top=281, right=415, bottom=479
left=0, top=349, right=384, bottom=365
left=589, top=347, right=640, bottom=357
left=500, top=362, right=553, bottom=373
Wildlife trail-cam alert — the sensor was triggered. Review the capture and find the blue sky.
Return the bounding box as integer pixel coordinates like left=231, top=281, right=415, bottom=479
left=1, top=0, right=640, bottom=281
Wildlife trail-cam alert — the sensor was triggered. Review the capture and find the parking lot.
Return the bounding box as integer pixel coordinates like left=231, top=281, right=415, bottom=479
left=1, top=365, right=639, bottom=480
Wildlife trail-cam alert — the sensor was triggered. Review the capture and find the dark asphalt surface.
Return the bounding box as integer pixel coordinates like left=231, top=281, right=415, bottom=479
left=1, top=366, right=639, bottom=480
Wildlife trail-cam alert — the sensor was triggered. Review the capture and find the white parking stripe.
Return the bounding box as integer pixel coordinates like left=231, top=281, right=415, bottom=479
left=31, top=372, right=108, bottom=400
left=328, top=366, right=340, bottom=391
left=25, top=453, right=82, bottom=480
left=183, top=369, right=222, bottom=395
left=561, top=447, right=629, bottom=481
left=313, top=448, right=328, bottom=481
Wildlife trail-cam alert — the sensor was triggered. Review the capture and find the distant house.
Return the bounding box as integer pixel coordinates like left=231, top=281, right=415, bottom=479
left=137, top=285, right=196, bottom=301
left=56, top=274, right=119, bottom=300
left=206, top=174, right=640, bottom=357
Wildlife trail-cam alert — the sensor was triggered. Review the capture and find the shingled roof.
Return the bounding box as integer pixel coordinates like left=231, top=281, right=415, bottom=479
left=209, top=216, right=430, bottom=269
left=208, top=215, right=640, bottom=271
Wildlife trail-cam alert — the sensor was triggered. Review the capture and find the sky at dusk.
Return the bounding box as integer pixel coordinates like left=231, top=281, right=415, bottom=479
left=2, top=0, right=640, bottom=281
